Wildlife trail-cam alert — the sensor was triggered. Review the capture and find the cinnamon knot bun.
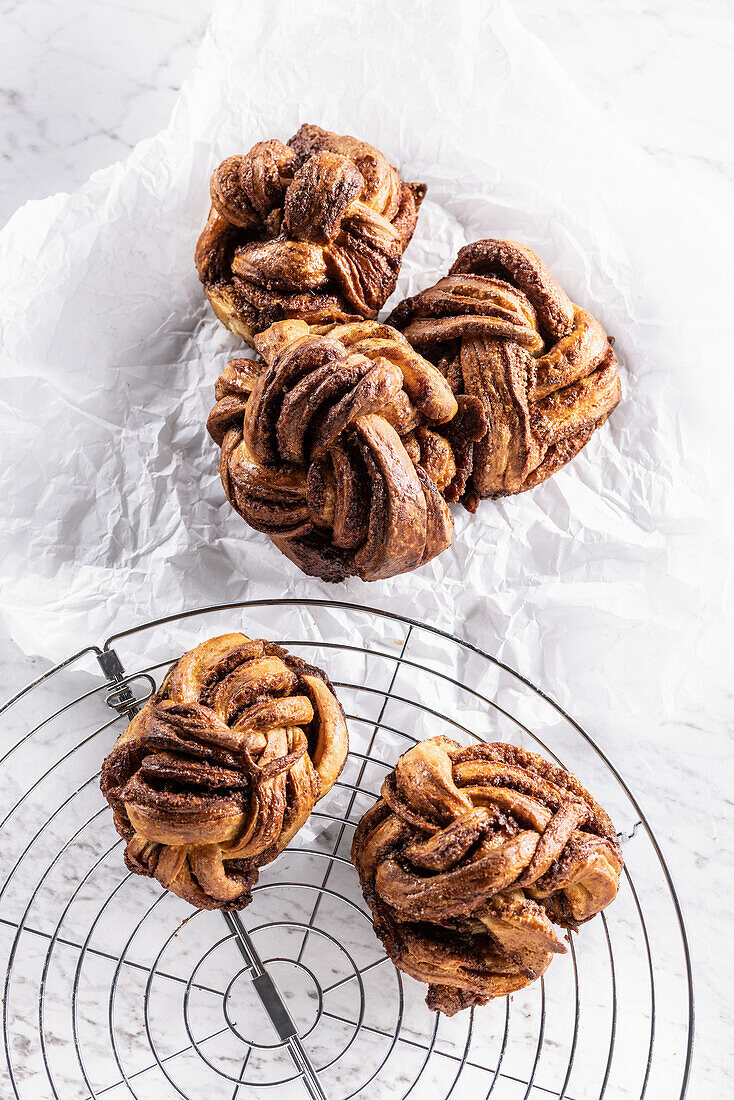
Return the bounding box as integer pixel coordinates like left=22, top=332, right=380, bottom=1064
left=100, top=633, right=348, bottom=911
left=352, top=736, right=622, bottom=1015
left=207, top=319, right=484, bottom=581
left=196, top=124, right=426, bottom=344
left=389, top=239, right=621, bottom=508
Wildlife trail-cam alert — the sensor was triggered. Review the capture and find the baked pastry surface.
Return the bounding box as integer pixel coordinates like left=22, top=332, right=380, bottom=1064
left=207, top=319, right=484, bottom=581
left=196, top=124, right=426, bottom=344
left=352, top=736, right=622, bottom=1015
left=389, top=239, right=621, bottom=508
left=100, top=633, right=348, bottom=910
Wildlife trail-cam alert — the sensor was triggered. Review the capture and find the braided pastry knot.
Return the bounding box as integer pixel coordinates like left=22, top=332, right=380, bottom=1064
left=207, top=319, right=484, bottom=581
left=352, top=736, right=622, bottom=1015
left=389, top=239, right=621, bottom=507
left=195, top=123, right=426, bottom=345
left=100, top=634, right=348, bottom=911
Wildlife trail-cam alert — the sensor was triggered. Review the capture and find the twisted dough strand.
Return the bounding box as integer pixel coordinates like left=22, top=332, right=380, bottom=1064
left=100, top=633, right=348, bottom=911
left=196, top=124, right=426, bottom=344
left=352, top=736, right=622, bottom=1015
left=389, top=239, right=621, bottom=507
left=208, top=320, right=484, bottom=581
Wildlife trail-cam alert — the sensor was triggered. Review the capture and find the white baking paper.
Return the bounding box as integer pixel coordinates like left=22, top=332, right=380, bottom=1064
left=0, top=0, right=732, bottom=1092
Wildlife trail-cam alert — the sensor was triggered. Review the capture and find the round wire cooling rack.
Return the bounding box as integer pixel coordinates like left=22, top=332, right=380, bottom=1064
left=0, top=598, right=694, bottom=1100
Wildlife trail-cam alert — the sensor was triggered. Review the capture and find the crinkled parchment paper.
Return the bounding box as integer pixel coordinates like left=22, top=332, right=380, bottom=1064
left=0, top=0, right=731, bottom=753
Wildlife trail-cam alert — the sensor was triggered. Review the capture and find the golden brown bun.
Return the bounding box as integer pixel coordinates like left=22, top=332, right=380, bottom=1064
left=389, top=239, right=621, bottom=508
left=352, top=736, right=622, bottom=1015
left=195, top=124, right=426, bottom=344
left=207, top=319, right=484, bottom=581
left=100, top=633, right=348, bottom=910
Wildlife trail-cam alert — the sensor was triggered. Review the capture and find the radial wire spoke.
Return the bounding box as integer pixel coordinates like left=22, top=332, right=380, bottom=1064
left=294, top=626, right=414, bottom=966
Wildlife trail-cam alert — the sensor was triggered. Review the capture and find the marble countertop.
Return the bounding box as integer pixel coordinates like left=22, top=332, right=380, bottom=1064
left=3, top=0, right=733, bottom=228
left=1, top=2, right=731, bottom=1098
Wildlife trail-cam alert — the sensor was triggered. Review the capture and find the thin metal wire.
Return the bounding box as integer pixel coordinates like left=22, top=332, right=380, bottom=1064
left=620, top=869, right=657, bottom=1098
left=598, top=914, right=618, bottom=1099
left=486, top=998, right=511, bottom=1096
left=73, top=859, right=136, bottom=1099
left=221, top=910, right=329, bottom=1100
left=0, top=714, right=118, bottom=832
left=150, top=921, right=244, bottom=1095
left=83, top=1027, right=235, bottom=1100
left=230, top=1047, right=251, bottom=1100
left=244, top=922, right=361, bottom=1069
left=0, top=644, right=101, bottom=720
left=3, top=802, right=108, bottom=1098
left=557, top=937, right=580, bottom=1100
left=294, top=625, right=414, bottom=967
left=110, top=891, right=172, bottom=1100
left=0, top=598, right=694, bottom=1100
left=40, top=838, right=127, bottom=1100
left=0, top=672, right=111, bottom=771
left=237, top=876, right=397, bottom=1100
left=521, top=979, right=546, bottom=1100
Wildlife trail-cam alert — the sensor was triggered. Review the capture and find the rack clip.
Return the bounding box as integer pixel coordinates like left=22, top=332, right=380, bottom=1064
left=97, top=648, right=126, bottom=681
left=617, top=820, right=642, bottom=844
left=252, top=972, right=298, bottom=1041
left=97, top=648, right=155, bottom=718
